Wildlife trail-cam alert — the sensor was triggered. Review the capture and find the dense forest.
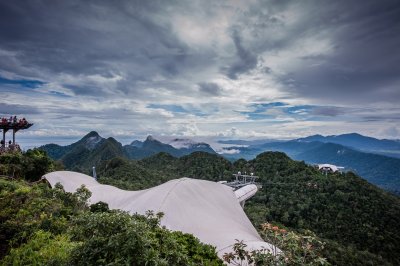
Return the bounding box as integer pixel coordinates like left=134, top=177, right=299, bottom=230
left=94, top=152, right=400, bottom=265
left=0, top=150, right=223, bottom=265
left=1, top=149, right=400, bottom=265
left=0, top=150, right=331, bottom=265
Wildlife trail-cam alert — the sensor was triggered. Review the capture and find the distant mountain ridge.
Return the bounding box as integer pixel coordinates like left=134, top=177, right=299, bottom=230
left=124, top=135, right=216, bottom=159
left=293, top=142, right=400, bottom=193
left=295, top=133, right=400, bottom=158
left=40, top=131, right=125, bottom=170
left=218, top=133, right=400, bottom=194
left=39, top=131, right=105, bottom=160
left=124, top=135, right=182, bottom=159
left=39, top=132, right=217, bottom=170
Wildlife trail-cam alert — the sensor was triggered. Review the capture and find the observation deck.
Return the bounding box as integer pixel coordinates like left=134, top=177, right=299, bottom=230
left=219, top=172, right=261, bottom=208
left=0, top=116, right=33, bottom=153
left=221, top=172, right=261, bottom=190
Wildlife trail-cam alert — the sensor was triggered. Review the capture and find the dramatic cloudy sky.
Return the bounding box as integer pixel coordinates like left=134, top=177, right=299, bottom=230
left=1, top=0, right=399, bottom=146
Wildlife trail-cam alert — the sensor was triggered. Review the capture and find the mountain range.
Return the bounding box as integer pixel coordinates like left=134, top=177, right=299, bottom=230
left=296, top=133, right=400, bottom=158
left=124, top=136, right=215, bottom=159
left=39, top=131, right=400, bottom=194
left=220, top=137, right=400, bottom=194
left=39, top=131, right=216, bottom=170
left=220, top=133, right=400, bottom=159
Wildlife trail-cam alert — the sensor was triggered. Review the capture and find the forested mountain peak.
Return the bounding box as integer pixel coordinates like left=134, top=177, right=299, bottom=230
left=106, top=137, right=120, bottom=145
left=83, top=130, right=101, bottom=139
left=255, top=151, right=292, bottom=162
left=142, top=152, right=178, bottom=164
left=130, top=140, right=143, bottom=147
left=145, top=135, right=157, bottom=142
left=79, top=131, right=104, bottom=150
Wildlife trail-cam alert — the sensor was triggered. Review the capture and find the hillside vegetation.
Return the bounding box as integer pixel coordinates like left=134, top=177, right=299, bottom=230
left=39, top=132, right=400, bottom=194
left=9, top=146, right=400, bottom=265
left=294, top=142, right=400, bottom=193
left=225, top=140, right=400, bottom=194
left=1, top=150, right=333, bottom=265
left=0, top=151, right=223, bottom=265
left=96, top=151, right=400, bottom=265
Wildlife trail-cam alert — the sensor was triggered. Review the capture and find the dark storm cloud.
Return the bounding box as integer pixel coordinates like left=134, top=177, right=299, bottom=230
left=361, top=114, right=400, bottom=122
left=224, top=30, right=258, bottom=79
left=1, top=0, right=398, bottom=103
left=274, top=0, right=400, bottom=103
left=0, top=1, right=112, bottom=76
left=241, top=102, right=346, bottom=121
left=197, top=82, right=223, bottom=96
left=0, top=103, right=41, bottom=115
left=0, top=0, right=199, bottom=96
left=311, top=106, right=345, bottom=117
left=63, top=84, right=106, bottom=96
left=0, top=0, right=399, bottom=139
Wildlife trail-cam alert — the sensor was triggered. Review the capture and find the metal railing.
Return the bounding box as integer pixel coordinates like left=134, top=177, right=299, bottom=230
left=224, top=172, right=262, bottom=190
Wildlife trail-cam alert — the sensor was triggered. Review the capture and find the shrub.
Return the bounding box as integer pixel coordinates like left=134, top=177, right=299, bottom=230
left=69, top=211, right=223, bottom=266
left=223, top=223, right=329, bottom=265
left=1, top=230, right=76, bottom=266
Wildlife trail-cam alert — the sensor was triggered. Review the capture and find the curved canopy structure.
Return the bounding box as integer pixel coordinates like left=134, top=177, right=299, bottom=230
left=318, top=163, right=344, bottom=173
left=43, top=171, right=278, bottom=259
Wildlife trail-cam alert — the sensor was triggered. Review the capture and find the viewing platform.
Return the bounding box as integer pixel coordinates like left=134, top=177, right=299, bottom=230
left=218, top=172, right=261, bottom=208
left=220, top=172, right=261, bottom=190
left=0, top=116, right=33, bottom=153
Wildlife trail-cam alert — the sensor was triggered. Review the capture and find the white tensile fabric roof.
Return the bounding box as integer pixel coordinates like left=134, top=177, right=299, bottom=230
left=43, top=171, right=278, bottom=260
left=318, top=164, right=339, bottom=172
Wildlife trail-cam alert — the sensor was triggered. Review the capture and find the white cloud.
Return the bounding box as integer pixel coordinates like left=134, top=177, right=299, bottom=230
left=217, top=148, right=241, bottom=155
left=0, top=0, right=399, bottom=144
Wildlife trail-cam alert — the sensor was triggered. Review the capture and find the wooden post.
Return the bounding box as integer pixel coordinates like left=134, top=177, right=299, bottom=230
left=13, top=128, right=18, bottom=145
left=2, top=129, right=5, bottom=148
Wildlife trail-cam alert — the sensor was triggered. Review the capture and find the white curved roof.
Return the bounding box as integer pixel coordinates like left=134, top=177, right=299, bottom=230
left=318, top=164, right=339, bottom=172
left=43, top=171, right=278, bottom=259
left=235, top=184, right=258, bottom=203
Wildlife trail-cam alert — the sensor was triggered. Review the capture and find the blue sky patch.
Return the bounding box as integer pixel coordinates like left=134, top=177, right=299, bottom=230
left=0, top=76, right=45, bottom=89
left=49, top=91, right=72, bottom=98
left=286, top=105, right=314, bottom=115
left=250, top=102, right=287, bottom=112
left=147, top=104, right=188, bottom=113
left=241, top=102, right=319, bottom=121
